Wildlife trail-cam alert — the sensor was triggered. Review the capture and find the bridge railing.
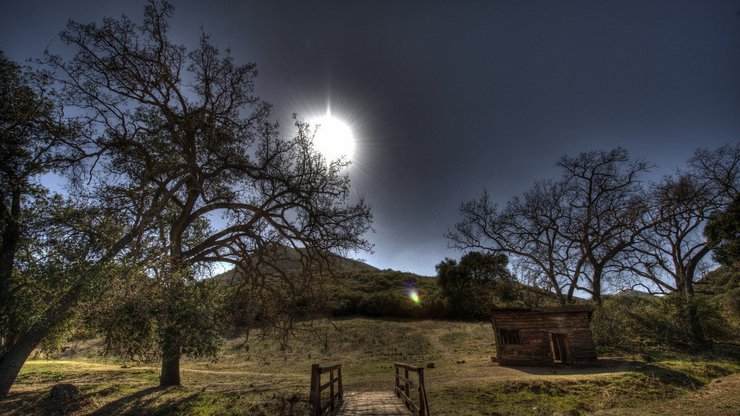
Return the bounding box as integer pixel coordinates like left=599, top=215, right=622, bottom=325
left=394, top=363, right=431, bottom=416
left=310, top=363, right=344, bottom=416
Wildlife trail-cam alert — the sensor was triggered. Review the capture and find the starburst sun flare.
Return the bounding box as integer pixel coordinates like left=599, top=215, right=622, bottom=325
left=310, top=113, right=356, bottom=162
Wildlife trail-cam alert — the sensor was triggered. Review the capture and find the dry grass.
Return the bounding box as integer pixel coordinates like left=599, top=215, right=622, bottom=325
left=2, top=317, right=739, bottom=415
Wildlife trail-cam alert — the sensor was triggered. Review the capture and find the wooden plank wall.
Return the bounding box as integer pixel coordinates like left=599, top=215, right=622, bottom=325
left=492, top=310, right=598, bottom=366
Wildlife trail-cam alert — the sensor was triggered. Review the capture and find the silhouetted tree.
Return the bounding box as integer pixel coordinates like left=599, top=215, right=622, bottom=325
left=44, top=1, right=371, bottom=387
left=557, top=148, right=650, bottom=304
left=449, top=148, right=649, bottom=305
left=449, top=183, right=576, bottom=305
left=617, top=145, right=739, bottom=348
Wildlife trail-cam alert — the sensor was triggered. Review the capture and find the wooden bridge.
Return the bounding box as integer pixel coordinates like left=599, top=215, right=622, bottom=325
left=309, top=362, right=431, bottom=416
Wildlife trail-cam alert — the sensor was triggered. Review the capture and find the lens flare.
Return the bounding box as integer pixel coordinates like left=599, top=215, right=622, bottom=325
left=409, top=290, right=421, bottom=304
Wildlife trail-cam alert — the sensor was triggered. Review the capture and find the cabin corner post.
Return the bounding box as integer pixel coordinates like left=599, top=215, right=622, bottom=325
left=490, top=312, right=502, bottom=363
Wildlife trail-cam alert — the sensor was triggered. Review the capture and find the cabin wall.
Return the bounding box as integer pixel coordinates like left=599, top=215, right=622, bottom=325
left=492, top=311, right=597, bottom=366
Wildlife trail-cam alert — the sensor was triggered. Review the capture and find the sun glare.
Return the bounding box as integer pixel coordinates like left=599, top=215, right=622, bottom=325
left=311, top=113, right=355, bottom=162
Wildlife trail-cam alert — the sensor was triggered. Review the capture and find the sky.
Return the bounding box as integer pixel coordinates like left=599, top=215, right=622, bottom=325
left=1, top=0, right=739, bottom=276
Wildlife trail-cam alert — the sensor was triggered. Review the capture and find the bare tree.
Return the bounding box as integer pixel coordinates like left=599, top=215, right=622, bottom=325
left=557, top=148, right=651, bottom=304
left=448, top=181, right=579, bottom=305
left=449, top=149, right=650, bottom=305
left=616, top=144, right=739, bottom=347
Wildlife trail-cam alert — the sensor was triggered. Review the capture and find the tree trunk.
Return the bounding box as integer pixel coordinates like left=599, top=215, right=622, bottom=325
left=591, top=265, right=603, bottom=305
left=678, top=270, right=707, bottom=350
left=0, top=273, right=81, bottom=399
left=0, top=319, right=54, bottom=399
left=159, top=332, right=181, bottom=386
left=681, top=291, right=706, bottom=350
left=0, top=191, right=22, bottom=349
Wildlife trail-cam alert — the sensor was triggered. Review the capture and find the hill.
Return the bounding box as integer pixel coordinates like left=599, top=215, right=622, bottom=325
left=211, top=246, right=379, bottom=282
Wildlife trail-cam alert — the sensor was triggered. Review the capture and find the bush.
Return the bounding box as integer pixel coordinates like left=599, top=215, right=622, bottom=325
left=592, top=292, right=738, bottom=353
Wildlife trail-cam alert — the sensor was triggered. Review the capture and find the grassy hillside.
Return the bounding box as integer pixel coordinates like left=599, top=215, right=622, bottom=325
left=3, top=317, right=739, bottom=415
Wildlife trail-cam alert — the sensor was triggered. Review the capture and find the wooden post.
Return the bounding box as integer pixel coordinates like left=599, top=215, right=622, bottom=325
left=310, top=364, right=320, bottom=416
left=395, top=365, right=400, bottom=398
left=338, top=365, right=344, bottom=402
left=405, top=368, right=410, bottom=400
left=329, top=368, right=335, bottom=412
left=418, top=367, right=426, bottom=416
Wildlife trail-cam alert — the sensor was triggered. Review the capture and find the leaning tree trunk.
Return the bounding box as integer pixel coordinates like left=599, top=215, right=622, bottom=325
left=0, top=282, right=80, bottom=400
left=0, top=326, right=48, bottom=400
left=0, top=232, right=133, bottom=400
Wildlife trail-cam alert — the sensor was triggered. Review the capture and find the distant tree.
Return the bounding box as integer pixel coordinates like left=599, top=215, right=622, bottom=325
left=617, top=145, right=739, bottom=348
left=435, top=251, right=511, bottom=319
left=45, top=1, right=371, bottom=387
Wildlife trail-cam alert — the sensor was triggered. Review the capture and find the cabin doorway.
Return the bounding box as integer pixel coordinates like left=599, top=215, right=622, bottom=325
left=550, top=333, right=570, bottom=364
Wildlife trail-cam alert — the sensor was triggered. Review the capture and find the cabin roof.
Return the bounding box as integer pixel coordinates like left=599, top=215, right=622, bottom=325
left=491, top=305, right=593, bottom=317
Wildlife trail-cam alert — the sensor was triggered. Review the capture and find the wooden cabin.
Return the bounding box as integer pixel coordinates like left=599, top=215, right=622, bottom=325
left=490, top=306, right=598, bottom=366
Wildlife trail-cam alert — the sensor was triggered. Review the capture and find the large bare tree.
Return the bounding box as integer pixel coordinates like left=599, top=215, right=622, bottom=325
left=616, top=144, right=739, bottom=347
left=448, top=182, right=578, bottom=305
left=557, top=148, right=650, bottom=303
left=449, top=148, right=650, bottom=305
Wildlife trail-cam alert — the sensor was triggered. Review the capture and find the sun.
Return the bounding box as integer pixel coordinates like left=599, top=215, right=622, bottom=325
left=311, top=113, right=355, bottom=162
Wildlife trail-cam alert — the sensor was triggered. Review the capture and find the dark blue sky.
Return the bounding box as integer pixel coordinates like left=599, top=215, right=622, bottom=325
left=2, top=0, right=739, bottom=275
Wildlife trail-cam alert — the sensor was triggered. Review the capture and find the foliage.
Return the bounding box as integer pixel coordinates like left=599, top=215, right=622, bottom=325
left=294, top=269, right=441, bottom=319
left=1, top=51, right=82, bottom=359
left=591, top=289, right=739, bottom=353
left=705, top=193, right=740, bottom=267
left=435, top=252, right=515, bottom=319
left=88, top=265, right=225, bottom=363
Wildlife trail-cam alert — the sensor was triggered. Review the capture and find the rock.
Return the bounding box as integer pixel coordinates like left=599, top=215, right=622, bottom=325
left=49, top=384, right=81, bottom=403
left=635, top=353, right=653, bottom=362
left=426, top=362, right=435, bottom=368
left=455, top=359, right=465, bottom=364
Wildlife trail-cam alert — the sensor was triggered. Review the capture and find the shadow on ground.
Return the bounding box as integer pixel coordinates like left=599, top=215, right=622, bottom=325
left=505, top=358, right=710, bottom=389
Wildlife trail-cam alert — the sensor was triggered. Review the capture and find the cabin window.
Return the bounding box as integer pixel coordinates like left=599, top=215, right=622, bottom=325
left=498, top=329, right=521, bottom=345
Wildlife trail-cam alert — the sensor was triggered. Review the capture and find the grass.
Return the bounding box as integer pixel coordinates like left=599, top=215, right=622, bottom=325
left=2, top=317, right=739, bottom=415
